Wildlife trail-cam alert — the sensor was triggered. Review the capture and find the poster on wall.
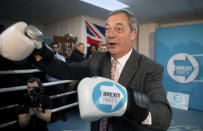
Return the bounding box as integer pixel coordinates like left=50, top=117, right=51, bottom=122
left=155, top=23, right=203, bottom=111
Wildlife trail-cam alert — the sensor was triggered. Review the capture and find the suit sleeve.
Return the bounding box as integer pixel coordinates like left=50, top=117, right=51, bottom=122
left=123, top=58, right=172, bottom=130
left=34, top=48, right=90, bottom=81
left=143, top=63, right=172, bottom=130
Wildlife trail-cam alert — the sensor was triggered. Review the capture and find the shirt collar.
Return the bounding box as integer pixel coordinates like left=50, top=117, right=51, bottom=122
left=111, top=49, right=132, bottom=66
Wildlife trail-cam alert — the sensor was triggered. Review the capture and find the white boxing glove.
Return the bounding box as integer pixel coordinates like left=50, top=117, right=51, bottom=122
left=0, top=21, right=43, bottom=61
left=78, top=77, right=128, bottom=121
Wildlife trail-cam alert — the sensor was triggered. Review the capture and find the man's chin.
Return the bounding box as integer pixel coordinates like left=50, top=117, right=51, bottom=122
left=108, top=49, right=118, bottom=55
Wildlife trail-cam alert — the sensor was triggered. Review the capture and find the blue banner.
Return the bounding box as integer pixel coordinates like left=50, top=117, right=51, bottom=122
left=156, top=23, right=203, bottom=111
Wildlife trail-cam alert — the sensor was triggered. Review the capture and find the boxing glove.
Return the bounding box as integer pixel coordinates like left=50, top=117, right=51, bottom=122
left=78, top=77, right=128, bottom=121
left=0, top=21, right=46, bottom=61
left=78, top=77, right=150, bottom=122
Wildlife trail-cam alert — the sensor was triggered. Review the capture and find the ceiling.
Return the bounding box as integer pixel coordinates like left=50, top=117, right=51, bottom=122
left=0, top=0, right=203, bottom=25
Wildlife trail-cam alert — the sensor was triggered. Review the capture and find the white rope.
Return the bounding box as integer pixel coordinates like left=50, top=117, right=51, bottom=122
left=0, top=69, right=41, bottom=75
left=49, top=91, right=77, bottom=99
left=0, top=120, right=17, bottom=128
left=0, top=80, right=75, bottom=93
left=0, top=102, right=79, bottom=128
left=0, top=85, right=27, bottom=92
left=43, top=80, right=75, bottom=87
left=0, top=91, right=77, bottom=111
left=0, top=104, right=18, bottom=111
left=0, top=69, right=78, bottom=128
left=51, top=102, right=79, bottom=113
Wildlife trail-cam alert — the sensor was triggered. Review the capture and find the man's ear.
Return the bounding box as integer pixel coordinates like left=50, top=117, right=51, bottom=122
left=131, top=31, right=136, bottom=41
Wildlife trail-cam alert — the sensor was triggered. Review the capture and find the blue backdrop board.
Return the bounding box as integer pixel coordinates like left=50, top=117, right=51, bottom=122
left=155, top=23, right=203, bottom=111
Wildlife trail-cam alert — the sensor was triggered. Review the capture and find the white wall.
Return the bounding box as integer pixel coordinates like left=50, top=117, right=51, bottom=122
left=44, top=15, right=105, bottom=43
left=138, top=23, right=158, bottom=59
left=43, top=16, right=83, bottom=42
left=43, top=15, right=105, bottom=54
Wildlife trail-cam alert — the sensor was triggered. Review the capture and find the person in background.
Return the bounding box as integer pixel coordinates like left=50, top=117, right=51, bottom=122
left=69, top=43, right=86, bottom=62
left=51, top=42, right=66, bottom=62
left=18, top=77, right=51, bottom=131
left=46, top=42, right=66, bottom=81
left=45, top=42, right=67, bottom=121
left=86, top=44, right=97, bottom=59
left=98, top=42, right=108, bottom=52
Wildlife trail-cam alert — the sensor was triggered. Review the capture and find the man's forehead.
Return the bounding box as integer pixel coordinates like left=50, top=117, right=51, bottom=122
left=105, top=13, right=129, bottom=26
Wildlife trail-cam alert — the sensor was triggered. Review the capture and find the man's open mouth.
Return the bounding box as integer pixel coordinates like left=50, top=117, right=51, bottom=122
left=108, top=42, right=116, bottom=46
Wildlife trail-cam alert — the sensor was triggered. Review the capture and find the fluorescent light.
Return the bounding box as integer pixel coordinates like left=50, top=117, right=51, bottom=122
left=80, top=0, right=129, bottom=11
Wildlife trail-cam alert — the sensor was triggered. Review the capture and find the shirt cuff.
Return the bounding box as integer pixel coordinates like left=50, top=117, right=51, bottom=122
left=141, top=112, right=152, bottom=125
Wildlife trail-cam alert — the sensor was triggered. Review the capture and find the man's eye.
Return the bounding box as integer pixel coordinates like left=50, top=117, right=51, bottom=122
left=115, top=27, right=124, bottom=32
left=105, top=28, right=110, bottom=32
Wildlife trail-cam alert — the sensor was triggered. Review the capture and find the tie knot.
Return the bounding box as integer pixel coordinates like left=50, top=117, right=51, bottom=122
left=112, top=59, right=118, bottom=67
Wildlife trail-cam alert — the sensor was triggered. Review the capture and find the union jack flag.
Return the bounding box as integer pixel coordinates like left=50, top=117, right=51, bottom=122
left=85, top=21, right=105, bottom=46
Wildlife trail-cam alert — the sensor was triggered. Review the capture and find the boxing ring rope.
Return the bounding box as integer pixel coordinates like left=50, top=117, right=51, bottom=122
left=0, top=102, right=79, bottom=128
left=0, top=80, right=75, bottom=93
left=0, top=69, right=79, bottom=128
left=0, top=120, right=17, bottom=128
left=0, top=91, right=78, bottom=111
left=0, top=89, right=79, bottom=128
left=0, top=69, right=41, bottom=75
left=49, top=90, right=77, bottom=99
left=51, top=102, right=79, bottom=113
left=0, top=104, right=18, bottom=111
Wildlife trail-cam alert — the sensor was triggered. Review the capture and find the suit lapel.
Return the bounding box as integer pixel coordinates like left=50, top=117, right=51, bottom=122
left=102, top=52, right=111, bottom=79
left=118, top=50, right=138, bottom=87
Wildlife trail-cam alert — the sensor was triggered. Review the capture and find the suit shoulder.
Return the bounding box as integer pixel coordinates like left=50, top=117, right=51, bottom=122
left=137, top=53, right=164, bottom=72
left=91, top=51, right=110, bottom=59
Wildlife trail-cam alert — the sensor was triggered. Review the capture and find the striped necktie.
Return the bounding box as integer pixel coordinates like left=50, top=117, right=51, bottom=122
left=99, top=59, right=118, bottom=131
left=111, top=59, right=118, bottom=81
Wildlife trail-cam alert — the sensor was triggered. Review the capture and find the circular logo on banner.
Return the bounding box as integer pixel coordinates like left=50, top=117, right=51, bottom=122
left=92, top=81, right=127, bottom=113
left=167, top=53, right=199, bottom=83
left=173, top=94, right=182, bottom=103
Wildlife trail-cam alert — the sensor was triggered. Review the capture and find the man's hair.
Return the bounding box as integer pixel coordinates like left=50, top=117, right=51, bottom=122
left=108, top=9, right=138, bottom=32
left=99, top=42, right=106, bottom=47
left=90, top=44, right=97, bottom=49
left=51, top=42, right=59, bottom=47
left=27, top=77, right=42, bottom=87
left=77, top=43, right=84, bottom=47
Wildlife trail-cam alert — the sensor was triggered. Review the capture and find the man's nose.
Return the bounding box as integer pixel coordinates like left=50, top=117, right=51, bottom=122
left=106, top=30, right=116, bottom=39
left=106, top=34, right=116, bottom=40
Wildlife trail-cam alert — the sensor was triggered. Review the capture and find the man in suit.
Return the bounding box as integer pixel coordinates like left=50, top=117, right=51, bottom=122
left=69, top=43, right=86, bottom=62
left=34, top=9, right=172, bottom=131
left=0, top=10, right=172, bottom=131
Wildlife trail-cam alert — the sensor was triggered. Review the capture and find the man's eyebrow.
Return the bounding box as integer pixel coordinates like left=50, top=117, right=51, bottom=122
left=105, top=23, right=109, bottom=26
left=115, top=23, right=124, bottom=26
left=105, top=23, right=124, bottom=26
